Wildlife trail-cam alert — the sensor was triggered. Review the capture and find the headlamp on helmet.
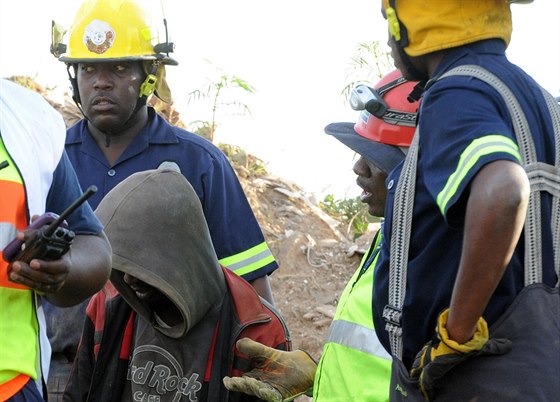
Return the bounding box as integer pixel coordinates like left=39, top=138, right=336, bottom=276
left=353, top=70, right=419, bottom=147
left=350, top=85, right=389, bottom=118
left=324, top=70, right=420, bottom=174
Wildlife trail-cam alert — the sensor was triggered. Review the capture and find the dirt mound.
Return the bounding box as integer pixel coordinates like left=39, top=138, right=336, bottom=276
left=239, top=171, right=377, bottom=356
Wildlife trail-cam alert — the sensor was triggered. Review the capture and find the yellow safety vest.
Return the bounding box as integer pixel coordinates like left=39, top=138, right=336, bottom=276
left=313, top=232, right=391, bottom=401
left=0, top=137, right=38, bottom=396
left=0, top=79, right=65, bottom=398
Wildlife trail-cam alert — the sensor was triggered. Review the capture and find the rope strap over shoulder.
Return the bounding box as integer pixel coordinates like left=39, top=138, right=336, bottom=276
left=441, top=66, right=560, bottom=284
left=384, top=128, right=420, bottom=360
left=386, top=65, right=560, bottom=359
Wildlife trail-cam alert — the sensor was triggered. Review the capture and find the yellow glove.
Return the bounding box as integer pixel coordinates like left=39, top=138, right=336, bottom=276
left=223, top=338, right=317, bottom=402
left=410, top=309, right=512, bottom=401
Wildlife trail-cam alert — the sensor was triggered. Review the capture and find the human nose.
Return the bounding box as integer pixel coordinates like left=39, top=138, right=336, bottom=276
left=93, top=67, right=114, bottom=90
left=353, top=156, right=370, bottom=177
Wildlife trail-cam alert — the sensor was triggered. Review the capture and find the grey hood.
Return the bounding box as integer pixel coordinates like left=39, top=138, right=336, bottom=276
left=95, top=169, right=226, bottom=338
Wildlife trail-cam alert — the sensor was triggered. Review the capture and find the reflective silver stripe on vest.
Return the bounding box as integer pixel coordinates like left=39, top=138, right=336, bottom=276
left=327, top=319, right=392, bottom=360
left=0, top=221, right=17, bottom=249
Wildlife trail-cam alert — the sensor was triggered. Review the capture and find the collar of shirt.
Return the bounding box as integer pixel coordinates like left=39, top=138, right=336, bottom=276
left=65, top=107, right=179, bottom=146
left=426, top=39, right=507, bottom=90
left=65, top=107, right=179, bottom=165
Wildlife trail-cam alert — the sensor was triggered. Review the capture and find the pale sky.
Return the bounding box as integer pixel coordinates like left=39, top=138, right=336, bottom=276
left=1, top=0, right=559, bottom=198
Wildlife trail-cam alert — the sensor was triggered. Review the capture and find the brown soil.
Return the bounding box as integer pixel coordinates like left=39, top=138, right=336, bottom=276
left=238, top=172, right=377, bottom=360
left=236, top=171, right=378, bottom=401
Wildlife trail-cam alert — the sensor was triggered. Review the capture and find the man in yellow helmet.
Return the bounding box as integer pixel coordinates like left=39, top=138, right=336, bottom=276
left=372, top=1, right=559, bottom=400
left=47, top=0, right=278, bottom=400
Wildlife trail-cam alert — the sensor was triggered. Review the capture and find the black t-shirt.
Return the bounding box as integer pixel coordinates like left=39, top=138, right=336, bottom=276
left=121, top=304, right=221, bottom=402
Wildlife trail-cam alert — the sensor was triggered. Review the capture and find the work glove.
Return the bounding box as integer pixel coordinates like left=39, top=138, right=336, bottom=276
left=223, top=338, right=317, bottom=402
left=410, top=308, right=512, bottom=401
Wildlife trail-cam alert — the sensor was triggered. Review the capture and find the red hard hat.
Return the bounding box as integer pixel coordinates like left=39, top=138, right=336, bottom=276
left=325, top=70, right=420, bottom=173
left=354, top=69, right=419, bottom=147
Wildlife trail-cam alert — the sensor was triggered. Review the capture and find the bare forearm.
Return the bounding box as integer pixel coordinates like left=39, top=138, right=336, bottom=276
left=46, top=232, right=111, bottom=306
left=447, top=161, right=529, bottom=343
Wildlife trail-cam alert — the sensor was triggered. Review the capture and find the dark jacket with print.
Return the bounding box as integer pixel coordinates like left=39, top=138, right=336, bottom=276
left=63, top=169, right=290, bottom=402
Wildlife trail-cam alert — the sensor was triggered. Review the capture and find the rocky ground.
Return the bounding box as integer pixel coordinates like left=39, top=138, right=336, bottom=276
left=238, top=171, right=377, bottom=360
left=236, top=170, right=378, bottom=401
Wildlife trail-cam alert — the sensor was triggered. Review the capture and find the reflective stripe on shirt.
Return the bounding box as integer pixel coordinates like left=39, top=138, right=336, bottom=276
left=437, top=134, right=521, bottom=214
left=219, top=242, right=275, bottom=276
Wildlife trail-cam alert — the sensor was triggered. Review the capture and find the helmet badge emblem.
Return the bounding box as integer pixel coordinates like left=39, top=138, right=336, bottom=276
left=83, top=20, right=116, bottom=54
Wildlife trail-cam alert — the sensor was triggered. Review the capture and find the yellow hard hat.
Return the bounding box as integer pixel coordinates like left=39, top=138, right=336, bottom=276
left=56, top=0, right=177, bottom=65
left=382, top=0, right=513, bottom=57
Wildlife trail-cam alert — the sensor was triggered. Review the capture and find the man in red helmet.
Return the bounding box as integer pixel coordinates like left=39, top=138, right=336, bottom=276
left=222, top=70, right=420, bottom=402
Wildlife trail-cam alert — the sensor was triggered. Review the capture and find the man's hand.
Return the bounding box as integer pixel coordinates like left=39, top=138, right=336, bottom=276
left=410, top=308, right=512, bottom=400
left=7, top=226, right=70, bottom=294
left=223, top=338, right=317, bottom=402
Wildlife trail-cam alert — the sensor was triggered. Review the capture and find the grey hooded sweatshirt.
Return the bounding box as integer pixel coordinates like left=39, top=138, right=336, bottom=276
left=65, top=168, right=287, bottom=402
left=96, top=168, right=227, bottom=401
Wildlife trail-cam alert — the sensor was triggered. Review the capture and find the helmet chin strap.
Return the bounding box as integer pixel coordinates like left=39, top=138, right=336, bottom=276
left=396, top=45, right=429, bottom=83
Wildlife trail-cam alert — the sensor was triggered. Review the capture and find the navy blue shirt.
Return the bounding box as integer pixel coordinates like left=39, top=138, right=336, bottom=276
left=43, top=151, right=103, bottom=363
left=47, top=151, right=102, bottom=235
left=65, top=108, right=277, bottom=280
left=373, top=40, right=558, bottom=368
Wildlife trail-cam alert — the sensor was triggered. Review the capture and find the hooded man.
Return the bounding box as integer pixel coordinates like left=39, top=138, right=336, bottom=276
left=63, top=169, right=290, bottom=402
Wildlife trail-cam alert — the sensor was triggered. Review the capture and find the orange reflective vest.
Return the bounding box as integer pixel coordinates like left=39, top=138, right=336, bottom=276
left=0, top=79, right=66, bottom=399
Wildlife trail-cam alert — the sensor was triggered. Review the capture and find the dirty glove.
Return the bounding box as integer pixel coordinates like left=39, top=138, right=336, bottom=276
left=410, top=308, right=512, bottom=401
left=223, top=338, right=317, bottom=402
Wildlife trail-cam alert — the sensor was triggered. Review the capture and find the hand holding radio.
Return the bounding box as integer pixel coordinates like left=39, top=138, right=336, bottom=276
left=3, top=186, right=97, bottom=293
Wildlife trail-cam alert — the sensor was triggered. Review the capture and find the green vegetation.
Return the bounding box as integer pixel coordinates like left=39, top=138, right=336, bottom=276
left=319, top=40, right=391, bottom=239
left=187, top=62, right=256, bottom=142
left=218, top=143, right=268, bottom=179
left=320, top=194, right=380, bottom=239
left=341, top=40, right=392, bottom=102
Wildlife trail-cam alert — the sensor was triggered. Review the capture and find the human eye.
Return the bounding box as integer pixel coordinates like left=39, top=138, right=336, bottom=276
left=80, top=64, right=96, bottom=73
